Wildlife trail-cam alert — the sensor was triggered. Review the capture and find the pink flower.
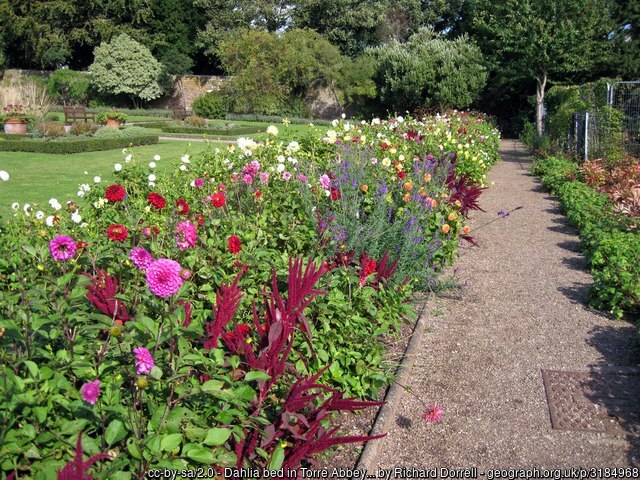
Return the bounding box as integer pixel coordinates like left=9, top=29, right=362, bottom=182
left=133, top=347, right=154, bottom=374
left=80, top=380, right=100, bottom=405
left=49, top=235, right=77, bottom=261
left=242, top=174, right=253, bottom=184
left=194, top=178, right=204, bottom=187
left=422, top=403, right=444, bottom=423
left=174, top=221, right=197, bottom=250
left=146, top=258, right=184, bottom=297
left=231, top=173, right=239, bottom=182
left=319, top=174, right=331, bottom=190
left=282, top=172, right=292, bottom=181
left=259, top=172, right=269, bottom=185
left=130, top=247, right=153, bottom=270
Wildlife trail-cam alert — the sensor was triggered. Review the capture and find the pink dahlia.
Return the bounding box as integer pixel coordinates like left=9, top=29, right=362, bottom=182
left=146, top=258, right=184, bottom=297
left=174, top=221, right=197, bottom=251
left=49, top=235, right=77, bottom=261
left=422, top=403, right=444, bottom=423
left=130, top=247, right=153, bottom=270
left=80, top=379, right=100, bottom=405
left=194, top=178, right=204, bottom=188
left=133, top=347, right=154, bottom=374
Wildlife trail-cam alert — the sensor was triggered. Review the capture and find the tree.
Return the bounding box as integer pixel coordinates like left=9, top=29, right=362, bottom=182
left=89, top=34, right=163, bottom=107
left=470, top=0, right=614, bottom=135
left=369, top=28, right=487, bottom=113
left=611, top=0, right=640, bottom=78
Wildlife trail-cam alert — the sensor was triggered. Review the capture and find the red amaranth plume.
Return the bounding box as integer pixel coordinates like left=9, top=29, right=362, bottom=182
left=84, top=270, right=130, bottom=324
left=374, top=249, right=399, bottom=286
left=57, top=432, right=110, bottom=480
left=203, top=267, right=246, bottom=349
left=446, top=171, right=485, bottom=216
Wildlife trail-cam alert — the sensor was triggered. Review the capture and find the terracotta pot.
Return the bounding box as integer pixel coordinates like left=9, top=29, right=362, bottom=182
left=105, top=118, right=121, bottom=129
left=3, top=118, right=28, bottom=135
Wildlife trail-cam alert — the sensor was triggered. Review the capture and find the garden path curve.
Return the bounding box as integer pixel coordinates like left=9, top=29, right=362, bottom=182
left=375, top=139, right=639, bottom=470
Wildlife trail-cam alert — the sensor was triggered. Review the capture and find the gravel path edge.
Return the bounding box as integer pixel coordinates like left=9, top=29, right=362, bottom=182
left=356, top=297, right=432, bottom=473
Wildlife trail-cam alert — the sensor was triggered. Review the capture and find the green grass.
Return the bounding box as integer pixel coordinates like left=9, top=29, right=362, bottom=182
left=0, top=140, right=222, bottom=219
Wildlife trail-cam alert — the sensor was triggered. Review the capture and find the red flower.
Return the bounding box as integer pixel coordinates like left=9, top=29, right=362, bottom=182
left=147, top=192, right=166, bottom=209
left=211, top=192, right=226, bottom=208
left=105, top=184, right=126, bottom=203
left=194, top=213, right=204, bottom=227
left=398, top=172, right=406, bottom=180
left=107, top=224, right=128, bottom=242
left=227, top=235, right=242, bottom=254
left=255, top=190, right=262, bottom=199
left=330, top=187, right=341, bottom=201
left=76, top=240, right=88, bottom=250
left=175, top=199, right=190, bottom=215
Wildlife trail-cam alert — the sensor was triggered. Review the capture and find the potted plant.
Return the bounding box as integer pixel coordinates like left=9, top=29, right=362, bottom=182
left=2, top=104, right=30, bottom=134
left=97, top=110, right=128, bottom=129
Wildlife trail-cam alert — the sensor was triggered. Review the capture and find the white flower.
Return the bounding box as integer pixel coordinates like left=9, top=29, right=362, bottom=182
left=0, top=170, right=9, bottom=181
left=35, top=211, right=44, bottom=220
left=23, top=203, right=31, bottom=216
left=93, top=198, right=107, bottom=209
left=343, top=123, right=351, bottom=132
left=93, top=176, right=101, bottom=183
left=266, top=125, right=278, bottom=136
left=71, top=212, right=82, bottom=223
left=397, top=115, right=404, bottom=123
left=181, top=154, right=190, bottom=164
left=325, top=130, right=337, bottom=144
left=277, top=163, right=285, bottom=173
left=49, top=198, right=62, bottom=210
left=122, top=148, right=128, bottom=154
left=114, top=163, right=122, bottom=172
left=77, top=191, right=85, bottom=197
left=287, top=141, right=300, bottom=153
left=11, top=202, right=19, bottom=211
left=45, top=215, right=55, bottom=226
left=148, top=174, right=156, bottom=182
left=84, top=170, right=88, bottom=174
left=371, top=118, right=381, bottom=126
left=148, top=181, right=155, bottom=187
left=287, top=156, right=298, bottom=164
left=179, top=165, right=187, bottom=171
left=237, top=137, right=257, bottom=152
left=331, top=119, right=339, bottom=127
left=144, top=205, right=152, bottom=213
left=277, top=155, right=285, bottom=163
left=154, top=154, right=161, bottom=161
left=80, top=223, right=88, bottom=229
left=382, top=157, right=391, bottom=168
left=125, top=154, right=132, bottom=163
left=149, top=162, right=156, bottom=169
left=341, top=113, right=346, bottom=119
left=79, top=184, right=91, bottom=192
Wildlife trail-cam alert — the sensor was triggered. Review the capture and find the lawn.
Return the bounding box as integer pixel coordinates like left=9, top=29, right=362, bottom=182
left=0, top=139, right=222, bottom=219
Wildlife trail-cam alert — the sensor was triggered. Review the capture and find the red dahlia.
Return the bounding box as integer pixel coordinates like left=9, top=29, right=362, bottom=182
left=227, top=235, right=242, bottom=254
left=147, top=192, right=166, bottom=209
left=175, top=199, right=190, bottom=215
left=211, top=192, right=226, bottom=208
left=105, top=184, right=126, bottom=202
left=107, top=224, right=129, bottom=242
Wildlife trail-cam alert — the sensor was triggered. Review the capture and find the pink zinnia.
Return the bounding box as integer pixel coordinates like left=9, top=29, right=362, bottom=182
left=319, top=174, right=331, bottom=190
left=282, top=172, right=292, bottom=181
left=174, top=221, right=197, bottom=250
left=194, top=178, right=204, bottom=187
left=422, top=403, right=444, bottom=423
left=133, top=347, right=154, bottom=374
left=242, top=174, right=253, bottom=184
left=259, top=172, right=269, bottom=185
left=80, top=379, right=100, bottom=405
left=130, top=247, right=153, bottom=270
left=49, top=235, right=77, bottom=261
left=146, top=258, right=184, bottom=297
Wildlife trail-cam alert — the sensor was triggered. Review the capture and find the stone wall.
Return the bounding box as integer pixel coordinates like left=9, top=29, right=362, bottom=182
left=149, top=75, right=228, bottom=110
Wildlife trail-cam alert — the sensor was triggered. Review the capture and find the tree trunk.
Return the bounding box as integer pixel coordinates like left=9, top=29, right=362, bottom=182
left=536, top=70, right=548, bottom=135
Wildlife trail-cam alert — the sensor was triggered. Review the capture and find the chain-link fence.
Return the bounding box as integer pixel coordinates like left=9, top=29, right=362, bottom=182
left=565, top=81, right=639, bottom=160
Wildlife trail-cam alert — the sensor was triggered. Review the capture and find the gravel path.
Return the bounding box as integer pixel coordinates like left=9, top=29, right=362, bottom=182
left=375, top=139, right=639, bottom=470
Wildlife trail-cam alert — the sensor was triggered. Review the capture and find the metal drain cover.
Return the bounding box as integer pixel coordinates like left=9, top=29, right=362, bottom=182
left=542, top=369, right=640, bottom=434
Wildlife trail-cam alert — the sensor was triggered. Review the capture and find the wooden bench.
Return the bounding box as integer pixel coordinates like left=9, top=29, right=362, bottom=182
left=172, top=106, right=192, bottom=120
left=64, top=106, right=96, bottom=124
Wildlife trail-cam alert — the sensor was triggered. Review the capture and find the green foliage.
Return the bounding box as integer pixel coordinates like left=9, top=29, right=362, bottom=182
left=93, top=126, right=150, bottom=138
left=530, top=157, right=580, bottom=193
left=0, top=134, right=158, bottom=154
left=369, top=28, right=487, bottom=112
left=138, top=122, right=264, bottom=136
left=225, top=114, right=333, bottom=126
left=96, top=111, right=129, bottom=124
left=557, top=181, right=613, bottom=231
left=90, top=34, right=163, bottom=107
left=46, top=70, right=92, bottom=106
left=192, top=91, right=233, bottom=119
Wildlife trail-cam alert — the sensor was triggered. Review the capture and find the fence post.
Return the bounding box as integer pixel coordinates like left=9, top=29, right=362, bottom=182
left=584, top=112, right=589, bottom=161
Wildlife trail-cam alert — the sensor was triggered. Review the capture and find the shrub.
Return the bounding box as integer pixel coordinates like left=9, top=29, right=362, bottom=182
left=558, top=181, right=613, bottom=230
left=185, top=115, right=206, bottom=127
left=89, top=34, right=163, bottom=107
left=32, top=121, right=65, bottom=139
left=225, top=113, right=333, bottom=126
left=93, top=126, right=149, bottom=139
left=47, top=69, right=92, bottom=105
left=0, top=134, right=158, bottom=153
left=70, top=122, right=99, bottom=136
left=192, top=91, right=233, bottom=119
left=96, top=111, right=128, bottom=125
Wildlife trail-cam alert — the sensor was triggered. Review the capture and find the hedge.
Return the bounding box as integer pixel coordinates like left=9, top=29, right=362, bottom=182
left=225, top=113, right=333, bottom=126
left=0, top=134, right=159, bottom=154
left=137, top=123, right=264, bottom=136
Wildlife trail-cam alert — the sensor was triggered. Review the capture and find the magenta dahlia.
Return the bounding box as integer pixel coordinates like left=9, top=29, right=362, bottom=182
left=133, top=347, right=154, bottom=374
left=174, top=221, right=197, bottom=251
left=130, top=247, right=153, bottom=270
left=49, top=235, right=77, bottom=261
left=80, top=379, right=100, bottom=405
left=145, top=258, right=183, bottom=297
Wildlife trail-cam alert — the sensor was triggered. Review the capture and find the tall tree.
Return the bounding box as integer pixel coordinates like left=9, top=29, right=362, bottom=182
left=611, top=0, right=640, bottom=78
left=469, top=0, right=614, bottom=134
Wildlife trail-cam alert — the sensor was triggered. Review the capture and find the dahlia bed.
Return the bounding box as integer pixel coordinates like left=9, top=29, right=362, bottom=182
left=0, top=112, right=500, bottom=478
